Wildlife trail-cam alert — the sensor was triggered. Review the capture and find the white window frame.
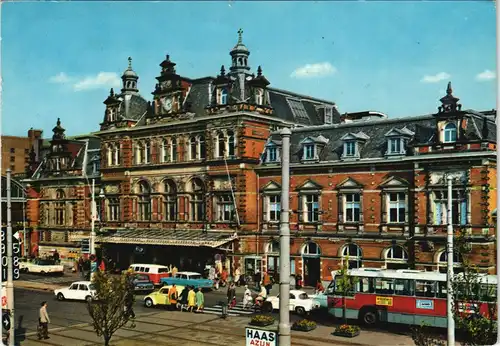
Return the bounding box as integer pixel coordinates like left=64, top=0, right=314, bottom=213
left=144, top=141, right=151, bottom=164
left=432, top=190, right=468, bottom=226
left=344, top=193, right=361, bottom=222
left=303, top=143, right=315, bottom=160
left=437, top=250, right=464, bottom=273
left=161, top=139, right=170, bottom=163
left=216, top=195, right=234, bottom=222
left=220, top=88, right=228, bottom=105
left=341, top=244, right=362, bottom=269
left=301, top=194, right=320, bottom=223
left=266, top=145, right=279, bottom=163
left=163, top=181, right=177, bottom=221
left=255, top=88, right=264, bottom=105
left=264, top=194, right=281, bottom=222
left=387, top=138, right=404, bottom=155
left=216, top=132, right=225, bottom=158
left=443, top=123, right=457, bottom=143
left=384, top=245, right=409, bottom=269
left=343, top=141, right=357, bottom=158
left=107, top=198, right=120, bottom=221
left=387, top=192, right=407, bottom=223
left=302, top=242, right=321, bottom=257
left=107, top=146, right=113, bottom=166
left=324, top=106, right=333, bottom=124
left=135, top=142, right=143, bottom=165
left=190, top=136, right=198, bottom=160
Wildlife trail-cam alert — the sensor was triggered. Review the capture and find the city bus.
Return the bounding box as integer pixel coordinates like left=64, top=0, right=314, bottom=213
left=326, top=268, right=497, bottom=327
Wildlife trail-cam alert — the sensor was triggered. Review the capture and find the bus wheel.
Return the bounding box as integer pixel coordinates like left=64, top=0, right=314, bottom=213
left=360, top=308, right=378, bottom=326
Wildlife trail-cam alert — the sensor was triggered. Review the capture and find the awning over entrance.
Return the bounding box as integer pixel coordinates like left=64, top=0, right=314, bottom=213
left=97, top=228, right=238, bottom=248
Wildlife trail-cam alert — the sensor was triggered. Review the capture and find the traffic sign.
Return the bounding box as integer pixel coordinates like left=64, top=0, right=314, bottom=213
left=2, top=313, right=10, bottom=331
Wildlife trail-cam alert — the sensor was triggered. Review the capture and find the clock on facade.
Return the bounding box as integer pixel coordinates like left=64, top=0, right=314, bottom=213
left=162, top=97, right=173, bottom=112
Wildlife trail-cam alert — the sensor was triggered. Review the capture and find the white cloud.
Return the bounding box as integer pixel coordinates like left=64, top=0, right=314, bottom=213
left=291, top=62, right=337, bottom=78
left=73, top=72, right=121, bottom=91
left=476, top=69, right=496, bottom=81
left=420, top=72, right=450, bottom=83
left=49, top=72, right=71, bottom=84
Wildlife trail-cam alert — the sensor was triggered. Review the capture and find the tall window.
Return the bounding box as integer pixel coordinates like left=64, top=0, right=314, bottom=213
left=304, top=144, right=315, bottom=160
left=216, top=195, right=234, bottom=221
left=255, top=89, right=264, bottom=105
left=267, top=146, right=278, bottom=162
left=264, top=195, right=281, bottom=222
left=138, top=181, right=151, bottom=221
left=107, top=198, right=120, bottom=221
left=144, top=141, right=151, bottom=163
left=388, top=192, right=406, bottom=223
left=135, top=143, right=143, bottom=164
left=171, top=138, right=177, bottom=161
left=228, top=131, right=235, bottom=157
left=388, top=138, right=402, bottom=154
left=190, top=179, right=205, bottom=221
left=113, top=145, right=120, bottom=165
left=161, top=139, right=170, bottom=162
left=342, top=243, right=362, bottom=269
left=217, top=132, right=225, bottom=157
left=190, top=137, right=197, bottom=160
left=324, top=107, right=333, bottom=124
left=345, top=193, right=360, bottom=222
left=433, top=190, right=467, bottom=225
left=344, top=141, right=356, bottom=157
left=220, top=88, right=228, bottom=105
left=55, top=190, right=65, bottom=225
left=107, top=146, right=113, bottom=166
left=444, top=123, right=457, bottom=143
left=199, top=136, right=206, bottom=159
left=163, top=181, right=177, bottom=221
left=302, top=194, right=319, bottom=223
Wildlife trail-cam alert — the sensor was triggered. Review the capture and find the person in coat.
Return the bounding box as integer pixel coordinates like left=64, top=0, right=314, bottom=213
left=38, top=301, right=50, bottom=340
left=243, top=285, right=253, bottom=309
left=263, top=271, right=272, bottom=295
left=227, top=282, right=236, bottom=308
left=187, top=286, right=196, bottom=312
left=178, top=286, right=189, bottom=311
left=195, top=287, right=204, bottom=312
left=168, top=284, right=178, bottom=311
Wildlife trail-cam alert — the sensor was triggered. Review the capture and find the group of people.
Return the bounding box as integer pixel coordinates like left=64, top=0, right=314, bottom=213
left=167, top=284, right=205, bottom=313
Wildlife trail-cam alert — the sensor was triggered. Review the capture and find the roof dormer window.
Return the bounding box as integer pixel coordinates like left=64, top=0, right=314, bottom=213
left=255, top=88, right=264, bottom=105
left=304, top=143, right=315, bottom=160
left=340, top=132, right=369, bottom=160
left=344, top=141, right=356, bottom=157
left=324, top=106, right=333, bottom=125
left=300, top=136, right=329, bottom=163
left=384, top=127, right=413, bottom=157
left=263, top=140, right=281, bottom=164
left=443, top=123, right=457, bottom=143
left=220, top=88, right=228, bottom=105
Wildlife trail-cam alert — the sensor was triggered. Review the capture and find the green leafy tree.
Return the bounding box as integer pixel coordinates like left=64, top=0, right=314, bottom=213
left=86, top=270, right=136, bottom=346
left=335, top=255, right=358, bottom=324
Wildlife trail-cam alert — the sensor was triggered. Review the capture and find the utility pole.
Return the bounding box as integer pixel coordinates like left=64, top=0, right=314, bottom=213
left=446, top=175, right=455, bottom=346
left=90, top=178, right=96, bottom=256
left=495, top=5, right=500, bottom=341
left=278, top=128, right=291, bottom=346
left=6, top=169, right=15, bottom=346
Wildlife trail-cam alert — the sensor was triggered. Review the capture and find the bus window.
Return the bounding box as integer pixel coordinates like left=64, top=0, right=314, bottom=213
left=375, top=278, right=394, bottom=295
left=437, top=281, right=447, bottom=299
left=356, top=277, right=373, bottom=293
left=416, top=280, right=436, bottom=297
left=334, top=276, right=355, bottom=296
left=394, top=279, right=414, bottom=296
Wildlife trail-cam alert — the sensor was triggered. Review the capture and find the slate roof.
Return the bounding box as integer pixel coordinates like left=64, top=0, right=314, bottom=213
left=117, top=93, right=148, bottom=121
left=264, top=111, right=496, bottom=164
left=97, top=228, right=237, bottom=248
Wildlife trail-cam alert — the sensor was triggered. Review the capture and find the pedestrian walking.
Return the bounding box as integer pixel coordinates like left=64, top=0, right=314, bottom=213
left=178, top=286, right=189, bottom=311
left=227, top=282, right=236, bottom=308
left=243, top=285, right=253, bottom=309
left=38, top=301, right=50, bottom=340
left=263, top=271, right=272, bottom=295
left=234, top=266, right=241, bottom=286
left=195, top=287, right=204, bottom=312
left=221, top=267, right=228, bottom=287
left=187, top=286, right=196, bottom=312
left=168, top=284, right=178, bottom=311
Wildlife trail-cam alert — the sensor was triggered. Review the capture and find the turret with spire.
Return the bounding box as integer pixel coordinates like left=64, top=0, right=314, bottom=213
left=121, top=57, right=139, bottom=94
left=229, top=28, right=251, bottom=74
left=438, top=82, right=462, bottom=113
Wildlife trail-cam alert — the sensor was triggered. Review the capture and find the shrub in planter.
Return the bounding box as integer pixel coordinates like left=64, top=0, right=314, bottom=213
left=333, top=324, right=361, bottom=338
left=292, top=319, right=317, bottom=332
left=250, top=315, right=275, bottom=327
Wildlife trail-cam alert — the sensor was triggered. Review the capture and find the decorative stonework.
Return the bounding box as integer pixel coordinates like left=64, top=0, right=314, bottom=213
left=105, top=185, right=120, bottom=194
left=429, top=170, right=467, bottom=185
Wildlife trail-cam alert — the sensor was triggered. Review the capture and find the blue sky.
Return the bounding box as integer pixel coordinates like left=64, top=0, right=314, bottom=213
left=1, top=1, right=496, bottom=137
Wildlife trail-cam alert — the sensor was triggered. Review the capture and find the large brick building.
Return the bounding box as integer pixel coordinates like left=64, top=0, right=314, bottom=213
left=252, top=84, right=497, bottom=285
left=1, top=129, right=43, bottom=176
left=93, top=31, right=338, bottom=271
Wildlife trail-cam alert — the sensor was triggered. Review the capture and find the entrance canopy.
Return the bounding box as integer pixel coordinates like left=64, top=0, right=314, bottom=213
left=97, top=228, right=237, bottom=248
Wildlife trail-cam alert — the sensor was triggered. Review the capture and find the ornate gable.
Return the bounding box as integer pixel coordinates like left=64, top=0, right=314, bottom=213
left=296, top=179, right=322, bottom=191
left=379, top=176, right=409, bottom=189
left=261, top=180, right=281, bottom=191
left=336, top=177, right=363, bottom=189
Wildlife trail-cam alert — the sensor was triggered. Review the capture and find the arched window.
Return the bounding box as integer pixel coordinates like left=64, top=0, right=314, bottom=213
left=220, top=88, right=228, bottom=105
left=266, top=240, right=280, bottom=254
left=227, top=131, right=235, bottom=157
left=444, top=123, right=457, bottom=143
left=341, top=243, right=362, bottom=269
left=199, top=135, right=206, bottom=159
left=190, top=136, right=197, bottom=160
left=385, top=245, right=409, bottom=269
left=255, top=89, right=264, bottom=105
left=266, top=240, right=280, bottom=275
left=217, top=132, right=225, bottom=157
left=138, top=181, right=151, bottom=221
left=437, top=251, right=464, bottom=273
left=171, top=138, right=177, bottom=161
left=302, top=242, right=321, bottom=257
left=163, top=180, right=177, bottom=221
left=55, top=190, right=65, bottom=225
left=189, top=179, right=205, bottom=221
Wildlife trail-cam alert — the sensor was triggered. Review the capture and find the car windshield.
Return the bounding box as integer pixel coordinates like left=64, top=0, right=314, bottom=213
left=89, top=284, right=96, bottom=290
left=299, top=293, right=309, bottom=299
left=37, top=259, right=56, bottom=265
left=189, top=274, right=202, bottom=280
left=135, top=275, right=149, bottom=281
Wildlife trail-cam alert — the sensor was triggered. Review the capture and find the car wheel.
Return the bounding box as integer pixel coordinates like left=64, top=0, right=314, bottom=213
left=145, top=298, right=154, bottom=308
left=360, top=308, right=378, bottom=326
left=295, top=306, right=306, bottom=316
left=85, top=296, right=92, bottom=303
left=56, top=293, right=65, bottom=301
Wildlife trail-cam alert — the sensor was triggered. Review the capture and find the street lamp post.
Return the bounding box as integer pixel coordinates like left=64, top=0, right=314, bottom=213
left=278, top=128, right=291, bottom=346
left=90, top=179, right=97, bottom=256
left=446, top=175, right=455, bottom=346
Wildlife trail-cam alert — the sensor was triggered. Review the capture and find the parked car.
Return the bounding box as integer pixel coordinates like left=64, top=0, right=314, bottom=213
left=128, top=273, right=155, bottom=293
left=20, top=258, right=64, bottom=275
left=266, top=290, right=321, bottom=315
left=160, top=271, right=213, bottom=290
left=54, top=281, right=96, bottom=302
left=143, top=285, right=185, bottom=308
left=126, top=264, right=171, bottom=285
left=309, top=292, right=328, bottom=309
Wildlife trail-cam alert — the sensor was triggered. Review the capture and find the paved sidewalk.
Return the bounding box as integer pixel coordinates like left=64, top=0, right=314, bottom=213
left=18, top=309, right=416, bottom=346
